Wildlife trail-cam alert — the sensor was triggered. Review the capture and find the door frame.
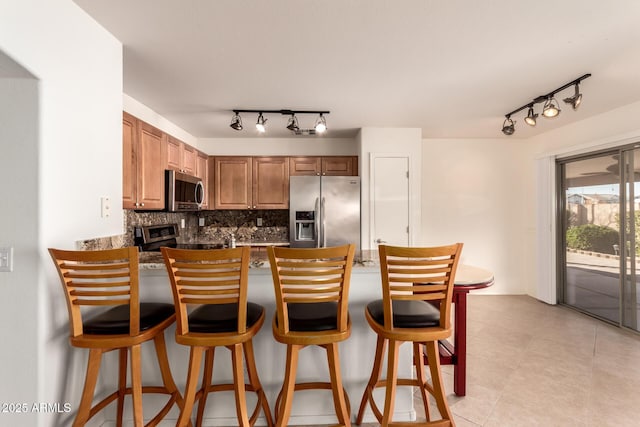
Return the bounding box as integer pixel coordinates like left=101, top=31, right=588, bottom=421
left=368, top=152, right=414, bottom=248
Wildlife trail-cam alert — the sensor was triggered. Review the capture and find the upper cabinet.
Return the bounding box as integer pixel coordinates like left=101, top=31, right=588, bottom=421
left=289, top=156, right=358, bottom=176
left=214, top=156, right=289, bottom=210
left=122, top=112, right=166, bottom=210
left=166, top=135, right=196, bottom=176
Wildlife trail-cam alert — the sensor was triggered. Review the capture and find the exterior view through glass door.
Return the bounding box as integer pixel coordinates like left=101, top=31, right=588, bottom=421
left=558, top=146, right=640, bottom=331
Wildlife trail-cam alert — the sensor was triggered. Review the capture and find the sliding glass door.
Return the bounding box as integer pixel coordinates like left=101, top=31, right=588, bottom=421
left=558, top=146, right=640, bottom=331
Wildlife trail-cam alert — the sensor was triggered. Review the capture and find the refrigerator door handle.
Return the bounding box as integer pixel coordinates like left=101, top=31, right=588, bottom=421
left=314, top=197, right=321, bottom=248
left=321, top=196, right=326, bottom=247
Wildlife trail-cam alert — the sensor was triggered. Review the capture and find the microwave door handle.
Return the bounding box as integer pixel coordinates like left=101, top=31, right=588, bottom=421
left=314, top=197, right=320, bottom=248
left=195, top=181, right=204, bottom=206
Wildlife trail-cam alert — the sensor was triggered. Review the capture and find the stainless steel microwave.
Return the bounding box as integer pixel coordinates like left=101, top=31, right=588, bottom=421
left=165, top=170, right=204, bottom=212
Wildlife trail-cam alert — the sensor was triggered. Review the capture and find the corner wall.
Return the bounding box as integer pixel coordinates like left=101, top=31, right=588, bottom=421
left=422, top=138, right=535, bottom=295
left=0, top=1, right=123, bottom=426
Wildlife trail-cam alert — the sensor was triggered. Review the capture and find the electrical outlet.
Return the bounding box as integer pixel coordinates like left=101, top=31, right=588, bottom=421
left=257, top=217, right=263, bottom=227
left=180, top=218, right=186, bottom=229
left=0, top=247, right=13, bottom=272
left=101, top=196, right=111, bottom=218
left=198, top=217, right=205, bottom=227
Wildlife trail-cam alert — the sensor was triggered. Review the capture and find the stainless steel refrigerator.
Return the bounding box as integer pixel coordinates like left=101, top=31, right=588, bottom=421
left=289, top=176, right=361, bottom=252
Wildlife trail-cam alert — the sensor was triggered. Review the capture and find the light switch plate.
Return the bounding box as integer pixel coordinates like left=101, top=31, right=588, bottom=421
left=0, top=247, right=13, bottom=272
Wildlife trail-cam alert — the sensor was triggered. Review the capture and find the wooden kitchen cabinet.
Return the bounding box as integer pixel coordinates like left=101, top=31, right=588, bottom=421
left=213, top=156, right=289, bottom=209
left=289, top=156, right=358, bottom=176
left=166, top=135, right=196, bottom=175
left=122, top=112, right=166, bottom=210
left=252, top=157, right=289, bottom=209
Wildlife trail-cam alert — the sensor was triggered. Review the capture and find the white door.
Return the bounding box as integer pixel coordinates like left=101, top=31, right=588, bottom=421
left=371, top=156, right=410, bottom=247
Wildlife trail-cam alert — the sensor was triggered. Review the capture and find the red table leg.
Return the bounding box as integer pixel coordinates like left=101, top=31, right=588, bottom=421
left=452, top=289, right=469, bottom=396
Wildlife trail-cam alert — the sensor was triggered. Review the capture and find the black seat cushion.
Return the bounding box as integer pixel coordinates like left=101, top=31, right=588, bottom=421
left=188, top=302, right=264, bottom=333
left=366, top=299, right=441, bottom=329
left=280, top=302, right=342, bottom=332
left=83, top=302, right=175, bottom=335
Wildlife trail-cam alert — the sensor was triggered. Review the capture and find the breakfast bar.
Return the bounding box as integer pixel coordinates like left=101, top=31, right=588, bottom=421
left=93, top=257, right=493, bottom=425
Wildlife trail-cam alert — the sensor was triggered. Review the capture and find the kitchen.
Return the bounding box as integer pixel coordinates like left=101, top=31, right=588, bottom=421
left=3, top=1, right=640, bottom=426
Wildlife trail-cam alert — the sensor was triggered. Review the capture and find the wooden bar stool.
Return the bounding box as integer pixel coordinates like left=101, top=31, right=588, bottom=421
left=267, top=244, right=355, bottom=427
left=355, top=243, right=463, bottom=427
left=48, top=247, right=187, bottom=427
left=162, top=246, right=273, bottom=427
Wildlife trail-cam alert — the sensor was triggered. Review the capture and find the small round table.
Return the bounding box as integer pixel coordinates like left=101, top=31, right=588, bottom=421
left=426, top=265, right=494, bottom=396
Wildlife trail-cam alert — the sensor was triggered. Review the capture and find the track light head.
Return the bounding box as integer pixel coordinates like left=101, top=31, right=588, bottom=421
left=286, top=114, right=300, bottom=132
left=314, top=113, right=327, bottom=133
left=542, top=96, right=561, bottom=118
left=502, top=117, right=515, bottom=135
left=229, top=112, right=243, bottom=130
left=255, top=113, right=267, bottom=133
left=524, top=106, right=538, bottom=126
left=563, top=83, right=582, bottom=110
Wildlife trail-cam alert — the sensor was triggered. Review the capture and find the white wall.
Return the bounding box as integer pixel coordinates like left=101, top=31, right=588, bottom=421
left=0, top=75, right=40, bottom=425
left=124, top=94, right=198, bottom=147
left=0, top=1, right=123, bottom=426
left=422, top=138, right=535, bottom=295
left=198, top=136, right=358, bottom=156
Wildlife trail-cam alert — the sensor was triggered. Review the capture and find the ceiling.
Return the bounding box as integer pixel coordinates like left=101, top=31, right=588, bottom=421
left=74, top=0, right=640, bottom=139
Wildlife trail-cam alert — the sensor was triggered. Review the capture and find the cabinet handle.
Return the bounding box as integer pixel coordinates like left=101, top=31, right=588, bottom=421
left=140, top=203, right=144, bottom=207
left=253, top=205, right=256, bottom=209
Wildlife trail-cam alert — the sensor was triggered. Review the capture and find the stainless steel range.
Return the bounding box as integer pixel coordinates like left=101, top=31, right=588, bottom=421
left=134, top=223, right=224, bottom=252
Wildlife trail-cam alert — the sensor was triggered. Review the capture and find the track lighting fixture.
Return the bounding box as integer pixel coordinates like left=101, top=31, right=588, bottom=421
left=524, top=105, right=538, bottom=126
left=229, top=112, right=243, bottom=130
left=229, top=109, right=330, bottom=134
left=500, top=73, right=591, bottom=136
left=542, top=96, right=561, bottom=118
left=314, top=113, right=327, bottom=133
left=563, top=83, right=582, bottom=110
left=286, top=114, right=299, bottom=132
left=255, top=113, right=267, bottom=133
left=501, top=117, right=515, bottom=135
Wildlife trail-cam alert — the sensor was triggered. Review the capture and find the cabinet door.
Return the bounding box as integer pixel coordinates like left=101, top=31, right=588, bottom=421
left=214, top=157, right=252, bottom=209
left=253, top=157, right=289, bottom=209
left=322, top=156, right=357, bottom=176
left=196, top=151, right=209, bottom=209
left=137, top=121, right=166, bottom=209
left=289, top=156, right=321, bottom=176
left=122, top=112, right=138, bottom=209
left=166, top=135, right=182, bottom=171
left=182, top=144, right=197, bottom=175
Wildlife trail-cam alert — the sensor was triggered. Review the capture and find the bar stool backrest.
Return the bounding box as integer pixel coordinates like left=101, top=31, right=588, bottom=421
left=162, top=246, right=251, bottom=335
left=268, top=244, right=355, bottom=335
left=49, top=247, right=140, bottom=337
left=379, top=243, right=463, bottom=330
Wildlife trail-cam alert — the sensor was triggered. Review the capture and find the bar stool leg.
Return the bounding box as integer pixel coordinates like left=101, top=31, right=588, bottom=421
left=231, top=343, right=251, bottom=426
left=424, top=341, right=453, bottom=424
left=244, top=340, right=274, bottom=427
left=74, top=348, right=103, bottom=427
left=413, top=342, right=432, bottom=421
left=276, top=344, right=300, bottom=427
left=195, top=348, right=214, bottom=427
left=326, top=343, right=351, bottom=427
left=178, top=346, right=204, bottom=427
left=381, top=340, right=400, bottom=427
left=356, top=335, right=386, bottom=424
left=116, top=348, right=128, bottom=427
left=130, top=344, right=144, bottom=426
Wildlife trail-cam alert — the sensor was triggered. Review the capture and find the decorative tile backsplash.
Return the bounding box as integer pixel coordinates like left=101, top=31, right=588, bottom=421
left=78, top=209, right=289, bottom=250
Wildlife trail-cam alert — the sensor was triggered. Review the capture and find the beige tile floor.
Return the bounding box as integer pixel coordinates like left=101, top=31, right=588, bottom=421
left=295, top=295, right=640, bottom=427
